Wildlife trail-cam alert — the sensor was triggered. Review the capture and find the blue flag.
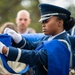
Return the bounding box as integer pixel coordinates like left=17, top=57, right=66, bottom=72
left=0, top=34, right=30, bottom=74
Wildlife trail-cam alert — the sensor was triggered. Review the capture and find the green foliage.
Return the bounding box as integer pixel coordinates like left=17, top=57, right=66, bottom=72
left=68, top=5, right=75, bottom=18
left=0, top=0, right=22, bottom=24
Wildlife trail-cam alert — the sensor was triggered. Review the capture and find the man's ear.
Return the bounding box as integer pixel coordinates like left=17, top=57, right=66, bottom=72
left=29, top=19, right=31, bottom=25
left=15, top=18, right=17, bottom=24
left=15, top=18, right=18, bottom=26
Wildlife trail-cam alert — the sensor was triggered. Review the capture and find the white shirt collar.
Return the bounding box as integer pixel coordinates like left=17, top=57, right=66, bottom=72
left=18, top=29, right=29, bottom=35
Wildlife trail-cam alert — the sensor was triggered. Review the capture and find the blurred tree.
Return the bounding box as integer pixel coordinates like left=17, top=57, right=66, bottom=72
left=68, top=5, right=75, bottom=18
left=26, top=0, right=42, bottom=32
left=0, top=0, right=22, bottom=24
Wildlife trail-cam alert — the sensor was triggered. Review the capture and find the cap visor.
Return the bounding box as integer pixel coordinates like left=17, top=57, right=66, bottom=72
left=39, top=16, right=52, bottom=22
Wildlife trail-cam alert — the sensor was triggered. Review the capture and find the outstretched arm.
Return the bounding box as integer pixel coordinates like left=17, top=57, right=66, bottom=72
left=4, top=28, right=44, bottom=50
left=0, top=42, right=47, bottom=67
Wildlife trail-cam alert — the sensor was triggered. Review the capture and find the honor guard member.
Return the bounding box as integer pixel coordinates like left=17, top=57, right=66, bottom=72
left=0, top=3, right=75, bottom=75
left=68, top=26, right=75, bottom=36
left=66, top=16, right=75, bottom=75
left=67, top=26, right=75, bottom=75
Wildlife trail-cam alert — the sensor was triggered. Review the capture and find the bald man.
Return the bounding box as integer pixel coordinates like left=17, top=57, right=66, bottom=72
left=16, top=10, right=31, bottom=35
left=16, top=10, right=34, bottom=75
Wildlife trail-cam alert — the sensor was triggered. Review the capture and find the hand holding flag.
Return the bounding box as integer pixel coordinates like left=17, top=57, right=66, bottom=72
left=4, top=28, right=22, bottom=44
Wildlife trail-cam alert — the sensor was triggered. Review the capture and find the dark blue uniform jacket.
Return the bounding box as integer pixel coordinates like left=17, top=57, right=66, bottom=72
left=6, top=32, right=71, bottom=75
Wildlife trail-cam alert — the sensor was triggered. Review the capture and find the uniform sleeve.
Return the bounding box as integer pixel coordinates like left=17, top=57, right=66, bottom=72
left=22, top=33, right=45, bottom=42
left=12, top=37, right=39, bottom=50
left=7, top=46, right=47, bottom=67
left=69, top=36, right=75, bottom=49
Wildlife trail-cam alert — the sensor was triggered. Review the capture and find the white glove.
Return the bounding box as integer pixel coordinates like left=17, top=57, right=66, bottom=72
left=4, top=28, right=22, bottom=44
left=0, top=42, right=5, bottom=54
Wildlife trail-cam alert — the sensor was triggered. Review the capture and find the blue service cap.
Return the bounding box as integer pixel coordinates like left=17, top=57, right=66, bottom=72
left=39, top=4, right=71, bottom=22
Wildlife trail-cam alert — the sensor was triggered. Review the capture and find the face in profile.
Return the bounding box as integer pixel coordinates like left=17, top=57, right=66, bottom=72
left=42, top=16, right=62, bottom=35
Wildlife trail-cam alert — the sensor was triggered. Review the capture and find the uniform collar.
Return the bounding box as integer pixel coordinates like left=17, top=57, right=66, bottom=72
left=48, top=30, right=66, bottom=41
